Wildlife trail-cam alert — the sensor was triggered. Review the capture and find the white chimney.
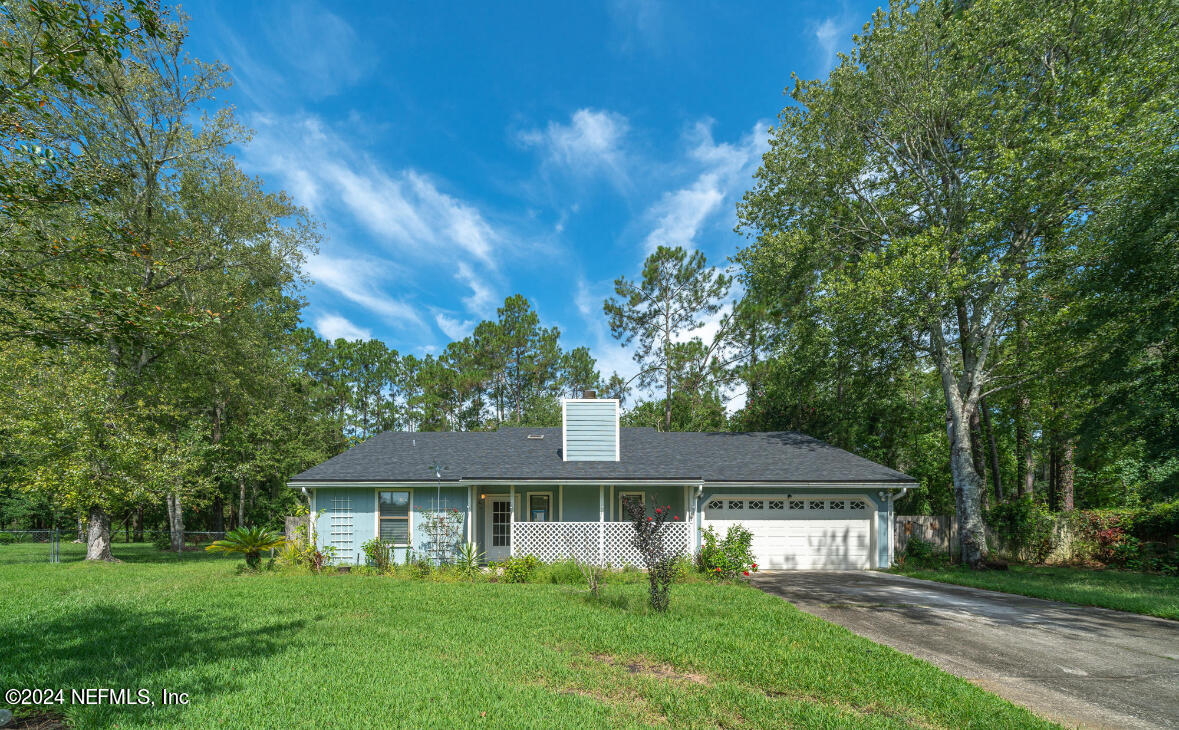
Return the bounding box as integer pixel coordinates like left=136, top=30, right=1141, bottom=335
left=562, top=397, right=619, bottom=461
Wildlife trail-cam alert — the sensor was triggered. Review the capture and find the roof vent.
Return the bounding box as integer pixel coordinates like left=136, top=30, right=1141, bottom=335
left=582, top=389, right=597, bottom=399
left=562, top=398, right=619, bottom=461
left=526, top=434, right=544, bottom=440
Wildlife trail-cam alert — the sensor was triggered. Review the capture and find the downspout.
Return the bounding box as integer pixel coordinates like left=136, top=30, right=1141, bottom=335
left=694, top=483, right=703, bottom=555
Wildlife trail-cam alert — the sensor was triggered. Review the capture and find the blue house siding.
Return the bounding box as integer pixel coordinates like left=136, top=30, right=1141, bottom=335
left=562, top=400, right=618, bottom=461
left=313, top=486, right=472, bottom=565
left=311, top=482, right=896, bottom=568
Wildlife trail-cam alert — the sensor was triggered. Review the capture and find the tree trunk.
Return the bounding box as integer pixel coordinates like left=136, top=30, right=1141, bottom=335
left=238, top=477, right=247, bottom=529
left=980, top=395, right=1003, bottom=502
left=166, top=493, right=184, bottom=551
left=1048, top=440, right=1059, bottom=512
left=1059, top=439, right=1075, bottom=511
left=132, top=506, right=143, bottom=542
left=76, top=516, right=85, bottom=542
left=1018, top=400, right=1035, bottom=497
left=212, top=496, right=224, bottom=532
left=969, top=405, right=987, bottom=497
left=946, top=411, right=987, bottom=567
left=85, top=506, right=117, bottom=561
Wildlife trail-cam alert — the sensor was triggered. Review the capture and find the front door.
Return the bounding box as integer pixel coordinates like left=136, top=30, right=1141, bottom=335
left=485, top=497, right=512, bottom=561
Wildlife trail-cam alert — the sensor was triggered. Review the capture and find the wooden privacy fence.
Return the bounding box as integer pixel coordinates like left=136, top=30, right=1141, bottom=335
left=894, top=515, right=958, bottom=556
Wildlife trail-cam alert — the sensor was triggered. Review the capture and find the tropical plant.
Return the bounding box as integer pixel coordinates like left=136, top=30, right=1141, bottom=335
left=455, top=541, right=483, bottom=580
left=205, top=527, right=287, bottom=570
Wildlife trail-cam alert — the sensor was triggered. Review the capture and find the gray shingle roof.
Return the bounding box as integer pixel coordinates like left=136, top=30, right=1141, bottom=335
left=289, top=427, right=915, bottom=484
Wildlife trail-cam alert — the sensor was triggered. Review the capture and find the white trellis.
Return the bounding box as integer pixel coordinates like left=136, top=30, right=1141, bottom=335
left=512, top=521, right=692, bottom=567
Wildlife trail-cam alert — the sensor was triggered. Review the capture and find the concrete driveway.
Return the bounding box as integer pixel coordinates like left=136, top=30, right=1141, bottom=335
left=750, top=571, right=1179, bottom=729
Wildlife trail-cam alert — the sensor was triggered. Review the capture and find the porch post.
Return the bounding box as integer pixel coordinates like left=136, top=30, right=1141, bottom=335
left=683, top=485, right=691, bottom=556
left=509, top=484, right=516, bottom=556
left=598, top=484, right=605, bottom=567
left=466, top=485, right=473, bottom=545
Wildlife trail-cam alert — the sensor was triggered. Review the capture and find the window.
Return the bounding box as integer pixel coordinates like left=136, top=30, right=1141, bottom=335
left=830, top=500, right=846, bottom=510
left=528, top=493, right=551, bottom=522
left=748, top=500, right=764, bottom=510
left=707, top=500, right=723, bottom=510
left=618, top=492, right=645, bottom=519
left=378, top=491, right=410, bottom=545
left=768, top=500, right=784, bottom=510
left=808, top=500, right=825, bottom=510
left=849, top=500, right=867, bottom=510
left=788, top=500, right=805, bottom=510
left=727, top=500, right=744, bottom=510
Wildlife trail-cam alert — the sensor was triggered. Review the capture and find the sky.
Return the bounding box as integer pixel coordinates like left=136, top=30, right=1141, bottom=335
left=183, top=0, right=879, bottom=390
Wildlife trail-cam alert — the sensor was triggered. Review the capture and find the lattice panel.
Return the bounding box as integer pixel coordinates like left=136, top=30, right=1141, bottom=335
left=512, top=521, right=692, bottom=567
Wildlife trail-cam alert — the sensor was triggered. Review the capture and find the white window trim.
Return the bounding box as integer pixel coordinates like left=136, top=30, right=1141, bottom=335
left=374, top=487, right=414, bottom=548
left=617, top=490, right=646, bottom=519
left=525, top=491, right=554, bottom=522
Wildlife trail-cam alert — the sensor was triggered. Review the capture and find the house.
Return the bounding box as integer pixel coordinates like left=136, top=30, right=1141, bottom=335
left=287, top=395, right=917, bottom=569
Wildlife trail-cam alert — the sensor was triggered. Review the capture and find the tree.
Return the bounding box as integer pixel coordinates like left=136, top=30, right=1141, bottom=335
left=604, top=246, right=731, bottom=431
left=737, top=0, right=1175, bottom=566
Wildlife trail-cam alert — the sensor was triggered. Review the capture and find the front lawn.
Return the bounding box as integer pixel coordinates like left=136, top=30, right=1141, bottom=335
left=2, top=545, right=1052, bottom=729
left=893, top=564, right=1179, bottom=620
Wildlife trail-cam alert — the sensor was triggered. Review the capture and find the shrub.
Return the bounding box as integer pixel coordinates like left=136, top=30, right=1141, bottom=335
left=408, top=554, right=433, bottom=579
left=151, top=531, right=171, bottom=551
left=500, top=554, right=539, bottom=583
left=535, top=558, right=583, bottom=585
left=986, top=496, right=1055, bottom=562
left=361, top=537, right=394, bottom=573
left=0, top=532, right=18, bottom=545
left=697, top=524, right=756, bottom=579
left=898, top=538, right=945, bottom=569
left=623, top=501, right=683, bottom=612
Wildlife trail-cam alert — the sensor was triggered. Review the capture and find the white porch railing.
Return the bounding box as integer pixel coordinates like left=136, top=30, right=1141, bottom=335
left=511, top=521, right=692, bottom=567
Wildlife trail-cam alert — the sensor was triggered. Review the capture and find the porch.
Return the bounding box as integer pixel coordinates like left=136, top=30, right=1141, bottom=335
left=474, top=483, right=697, bottom=567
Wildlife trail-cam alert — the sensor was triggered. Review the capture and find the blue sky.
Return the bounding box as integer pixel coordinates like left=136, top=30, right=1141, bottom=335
left=184, top=0, right=876, bottom=385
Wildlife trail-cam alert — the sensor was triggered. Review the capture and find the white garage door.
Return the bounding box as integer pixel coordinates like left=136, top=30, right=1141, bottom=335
left=702, top=496, right=874, bottom=570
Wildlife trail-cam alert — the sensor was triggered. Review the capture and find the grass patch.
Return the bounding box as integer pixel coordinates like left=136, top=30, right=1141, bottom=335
left=892, top=564, right=1179, bottom=620
left=1, top=544, right=1054, bottom=728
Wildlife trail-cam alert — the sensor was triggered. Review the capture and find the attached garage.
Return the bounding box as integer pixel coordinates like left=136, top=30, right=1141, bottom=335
left=702, top=495, right=876, bottom=570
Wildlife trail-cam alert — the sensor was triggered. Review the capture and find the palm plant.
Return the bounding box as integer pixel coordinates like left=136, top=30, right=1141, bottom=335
left=455, top=541, right=483, bottom=580
left=206, top=527, right=287, bottom=569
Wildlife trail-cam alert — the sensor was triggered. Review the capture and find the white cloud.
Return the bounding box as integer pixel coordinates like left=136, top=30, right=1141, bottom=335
left=642, top=120, right=768, bottom=254
left=304, top=254, right=427, bottom=329
left=241, top=114, right=512, bottom=323
left=435, top=312, right=475, bottom=341
left=456, top=261, right=498, bottom=317
left=314, top=313, right=371, bottom=341
left=813, top=15, right=855, bottom=72
left=519, top=109, right=630, bottom=185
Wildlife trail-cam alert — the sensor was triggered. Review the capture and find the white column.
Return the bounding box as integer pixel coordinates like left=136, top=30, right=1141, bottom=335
left=683, top=485, right=692, bottom=555
left=598, top=484, right=605, bottom=566
left=466, top=485, right=473, bottom=545
left=509, top=484, right=516, bottom=556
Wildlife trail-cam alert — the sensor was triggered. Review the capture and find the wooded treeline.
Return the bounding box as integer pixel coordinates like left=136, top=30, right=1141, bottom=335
left=1, top=0, right=1175, bottom=566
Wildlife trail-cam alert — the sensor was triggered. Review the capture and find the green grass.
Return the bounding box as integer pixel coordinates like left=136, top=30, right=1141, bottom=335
left=0, top=544, right=1053, bottom=729
left=893, top=564, right=1179, bottom=620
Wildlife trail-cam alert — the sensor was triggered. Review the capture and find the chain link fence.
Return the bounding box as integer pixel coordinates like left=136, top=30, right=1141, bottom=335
left=0, top=529, right=240, bottom=565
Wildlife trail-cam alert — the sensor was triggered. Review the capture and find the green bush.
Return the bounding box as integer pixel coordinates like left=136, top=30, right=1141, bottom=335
left=152, top=532, right=171, bottom=551
left=0, top=532, right=18, bottom=545
left=408, top=555, right=433, bottom=579
left=534, top=558, right=583, bottom=584
left=361, top=537, right=393, bottom=573
left=500, top=554, right=539, bottom=583
left=986, top=496, right=1056, bottom=562
left=697, top=524, right=756, bottom=579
